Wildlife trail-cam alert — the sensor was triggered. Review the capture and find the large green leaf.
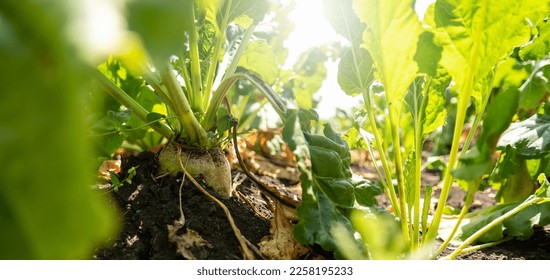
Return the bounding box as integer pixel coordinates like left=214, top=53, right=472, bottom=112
left=498, top=114, right=550, bottom=158
left=353, top=0, right=423, bottom=113
left=0, top=1, right=118, bottom=259
left=429, top=0, right=549, bottom=91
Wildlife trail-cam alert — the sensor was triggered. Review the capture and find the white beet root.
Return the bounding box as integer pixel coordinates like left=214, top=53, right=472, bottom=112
left=158, top=141, right=233, bottom=197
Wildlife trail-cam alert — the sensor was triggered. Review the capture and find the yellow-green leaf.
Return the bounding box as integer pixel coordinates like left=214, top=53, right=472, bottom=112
left=428, top=0, right=549, bottom=91
left=238, top=40, right=278, bottom=84
left=353, top=0, right=423, bottom=113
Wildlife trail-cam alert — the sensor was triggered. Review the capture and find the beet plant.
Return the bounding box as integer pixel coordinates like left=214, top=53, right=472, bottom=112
left=307, top=0, right=550, bottom=259
left=95, top=0, right=292, bottom=198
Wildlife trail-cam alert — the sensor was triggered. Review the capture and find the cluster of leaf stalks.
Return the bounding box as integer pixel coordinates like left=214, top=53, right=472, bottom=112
left=95, top=0, right=294, bottom=198
left=316, top=0, right=550, bottom=259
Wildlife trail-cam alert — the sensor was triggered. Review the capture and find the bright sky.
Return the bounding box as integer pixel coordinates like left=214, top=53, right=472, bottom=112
left=285, top=0, right=436, bottom=119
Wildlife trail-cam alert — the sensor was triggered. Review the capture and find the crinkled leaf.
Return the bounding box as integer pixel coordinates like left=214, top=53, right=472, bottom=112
left=282, top=110, right=381, bottom=256
left=454, top=88, right=520, bottom=180
left=297, top=108, right=319, bottom=133
left=353, top=0, right=423, bottom=113
left=238, top=40, right=278, bottom=84
left=337, top=47, right=374, bottom=96
left=354, top=178, right=382, bottom=206
left=343, top=126, right=367, bottom=150
left=293, top=192, right=356, bottom=252
left=316, top=177, right=355, bottom=207
left=305, top=128, right=352, bottom=181
left=498, top=114, right=550, bottom=158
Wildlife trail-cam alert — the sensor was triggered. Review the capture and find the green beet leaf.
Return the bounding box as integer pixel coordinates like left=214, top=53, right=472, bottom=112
left=353, top=0, right=423, bottom=114
left=421, top=67, right=451, bottom=135
left=458, top=175, right=550, bottom=244
left=337, top=47, right=375, bottom=97
left=429, top=0, right=548, bottom=92
left=498, top=114, right=550, bottom=158
left=458, top=202, right=550, bottom=243
left=490, top=148, right=536, bottom=204
left=323, top=0, right=373, bottom=98
left=282, top=110, right=381, bottom=256
left=520, top=18, right=550, bottom=61
left=519, top=64, right=550, bottom=115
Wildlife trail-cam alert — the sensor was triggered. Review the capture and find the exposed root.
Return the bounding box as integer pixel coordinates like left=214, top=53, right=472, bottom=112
left=176, top=146, right=255, bottom=260
left=178, top=171, right=186, bottom=227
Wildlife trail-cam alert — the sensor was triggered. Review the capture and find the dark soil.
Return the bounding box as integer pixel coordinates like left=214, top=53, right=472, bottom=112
left=94, top=149, right=550, bottom=260
left=94, top=151, right=271, bottom=260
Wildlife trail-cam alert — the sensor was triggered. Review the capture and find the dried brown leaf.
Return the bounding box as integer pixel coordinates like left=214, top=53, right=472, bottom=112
left=259, top=202, right=308, bottom=260
left=97, top=159, right=121, bottom=181
left=167, top=220, right=212, bottom=260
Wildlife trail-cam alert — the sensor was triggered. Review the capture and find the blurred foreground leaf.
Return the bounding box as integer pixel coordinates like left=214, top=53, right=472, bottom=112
left=0, top=1, right=118, bottom=259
